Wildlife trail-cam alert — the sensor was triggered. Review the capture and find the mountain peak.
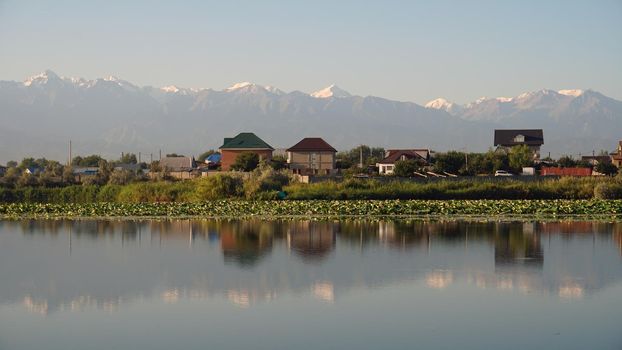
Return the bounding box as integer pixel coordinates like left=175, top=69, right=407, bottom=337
left=226, top=82, right=254, bottom=91
left=425, top=97, right=464, bottom=115
left=23, top=69, right=61, bottom=86
left=224, top=82, right=284, bottom=95
left=310, top=84, right=351, bottom=98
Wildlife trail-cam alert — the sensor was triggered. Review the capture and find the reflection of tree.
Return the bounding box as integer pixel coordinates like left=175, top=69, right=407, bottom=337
left=495, top=222, right=543, bottom=268
left=288, top=221, right=336, bottom=261
left=220, top=220, right=275, bottom=267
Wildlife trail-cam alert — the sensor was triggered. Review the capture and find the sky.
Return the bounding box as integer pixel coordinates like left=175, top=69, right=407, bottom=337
left=0, top=0, right=621, bottom=104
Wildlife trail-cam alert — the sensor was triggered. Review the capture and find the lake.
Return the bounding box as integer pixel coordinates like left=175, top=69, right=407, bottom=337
left=0, top=219, right=621, bottom=350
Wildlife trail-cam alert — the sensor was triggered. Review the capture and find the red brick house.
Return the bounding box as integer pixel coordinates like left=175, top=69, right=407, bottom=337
left=219, top=133, right=274, bottom=171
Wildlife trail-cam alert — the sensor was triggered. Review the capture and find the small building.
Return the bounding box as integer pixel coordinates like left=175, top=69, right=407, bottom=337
left=159, top=156, right=196, bottom=179
left=114, top=163, right=143, bottom=173
left=377, top=149, right=430, bottom=175
left=611, top=141, right=622, bottom=168
left=219, top=133, right=274, bottom=171
left=494, top=129, right=544, bottom=160
left=286, top=137, right=337, bottom=175
left=24, top=167, right=43, bottom=175
left=0, top=165, right=6, bottom=176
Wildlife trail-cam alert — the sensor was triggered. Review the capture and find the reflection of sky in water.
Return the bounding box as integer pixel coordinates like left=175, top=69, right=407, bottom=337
left=0, top=219, right=621, bottom=350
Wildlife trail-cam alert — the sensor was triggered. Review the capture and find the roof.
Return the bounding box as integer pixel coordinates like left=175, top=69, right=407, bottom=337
left=494, top=129, right=544, bottom=146
left=219, top=133, right=274, bottom=150
left=72, top=167, right=99, bottom=175
left=287, top=138, right=337, bottom=152
left=159, top=156, right=195, bottom=171
left=378, top=150, right=427, bottom=164
left=206, top=153, right=222, bottom=163
left=114, top=163, right=143, bottom=171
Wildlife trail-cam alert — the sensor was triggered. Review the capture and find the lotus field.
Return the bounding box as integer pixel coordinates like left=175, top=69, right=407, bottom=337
left=1, top=199, right=622, bottom=218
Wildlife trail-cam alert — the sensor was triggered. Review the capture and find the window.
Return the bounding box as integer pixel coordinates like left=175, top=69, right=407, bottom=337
left=513, top=134, right=525, bottom=143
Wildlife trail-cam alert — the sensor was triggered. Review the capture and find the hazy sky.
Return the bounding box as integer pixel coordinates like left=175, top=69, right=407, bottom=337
left=0, top=0, right=620, bottom=104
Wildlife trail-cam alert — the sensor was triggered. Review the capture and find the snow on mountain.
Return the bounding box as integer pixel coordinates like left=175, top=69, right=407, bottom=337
left=310, top=84, right=352, bottom=98
left=0, top=70, right=620, bottom=162
left=558, top=89, right=584, bottom=97
left=424, top=98, right=463, bottom=115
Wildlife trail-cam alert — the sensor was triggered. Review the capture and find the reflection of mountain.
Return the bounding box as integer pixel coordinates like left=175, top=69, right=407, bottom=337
left=0, top=219, right=621, bottom=313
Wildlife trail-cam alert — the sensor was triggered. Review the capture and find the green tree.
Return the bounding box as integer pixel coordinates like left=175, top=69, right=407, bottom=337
left=108, top=169, right=136, bottom=185
left=73, top=155, right=105, bottom=167
left=433, top=151, right=466, bottom=174
left=508, top=145, right=534, bottom=172
left=595, top=162, right=619, bottom=176
left=558, top=155, right=577, bottom=168
left=231, top=152, right=260, bottom=172
left=6, top=160, right=18, bottom=168
left=270, top=155, right=288, bottom=170
left=393, top=159, right=419, bottom=177
left=119, top=153, right=138, bottom=164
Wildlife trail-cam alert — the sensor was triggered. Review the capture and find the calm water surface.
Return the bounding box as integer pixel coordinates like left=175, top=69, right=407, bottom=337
left=0, top=219, right=621, bottom=350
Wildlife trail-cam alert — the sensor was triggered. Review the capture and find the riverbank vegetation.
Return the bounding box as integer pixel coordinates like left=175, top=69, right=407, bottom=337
left=1, top=199, right=622, bottom=218
left=1, top=172, right=622, bottom=203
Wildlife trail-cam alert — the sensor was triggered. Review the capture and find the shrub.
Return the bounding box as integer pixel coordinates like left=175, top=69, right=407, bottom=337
left=594, top=182, right=622, bottom=199
left=231, top=152, right=260, bottom=172
left=195, top=174, right=244, bottom=200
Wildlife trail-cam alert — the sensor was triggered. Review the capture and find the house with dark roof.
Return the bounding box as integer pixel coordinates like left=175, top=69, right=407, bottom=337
left=611, top=141, right=622, bottom=168
left=219, top=133, right=274, bottom=171
left=286, top=137, right=337, bottom=175
left=494, top=129, right=544, bottom=159
left=159, top=156, right=197, bottom=179
left=376, top=149, right=430, bottom=175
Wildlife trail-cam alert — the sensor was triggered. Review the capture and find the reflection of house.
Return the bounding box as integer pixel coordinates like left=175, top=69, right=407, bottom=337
left=286, top=137, right=337, bottom=175
left=611, top=141, right=622, bottom=168
left=377, top=149, right=430, bottom=175
left=220, top=223, right=272, bottom=266
left=494, top=224, right=543, bottom=269
left=159, top=156, right=196, bottom=179
left=494, top=129, right=544, bottom=159
left=288, top=221, right=336, bottom=261
left=219, top=133, right=274, bottom=171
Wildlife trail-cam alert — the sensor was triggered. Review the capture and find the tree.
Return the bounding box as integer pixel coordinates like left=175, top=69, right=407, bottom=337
left=393, top=159, right=419, bottom=177
left=73, top=154, right=104, bottom=167
left=508, top=145, right=533, bottom=172
left=119, top=153, right=138, bottom=164
left=6, top=161, right=17, bottom=168
left=595, top=162, right=619, bottom=176
left=270, top=155, right=288, bottom=170
left=62, top=165, right=76, bottom=185
left=558, top=155, right=577, bottom=168
left=231, top=152, right=259, bottom=172
left=433, top=151, right=466, bottom=174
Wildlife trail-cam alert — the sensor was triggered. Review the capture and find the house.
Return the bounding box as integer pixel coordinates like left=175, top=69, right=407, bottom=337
left=611, top=141, right=622, bottom=168
left=219, top=133, right=274, bottom=171
left=377, top=149, right=430, bottom=175
left=0, top=165, right=6, bottom=177
left=159, top=156, right=197, bottom=179
left=494, top=129, right=544, bottom=159
left=114, top=163, right=143, bottom=173
left=24, top=167, right=43, bottom=175
left=286, top=137, right=337, bottom=175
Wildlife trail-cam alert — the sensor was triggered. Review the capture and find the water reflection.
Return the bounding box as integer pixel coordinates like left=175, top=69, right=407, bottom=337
left=0, top=219, right=621, bottom=314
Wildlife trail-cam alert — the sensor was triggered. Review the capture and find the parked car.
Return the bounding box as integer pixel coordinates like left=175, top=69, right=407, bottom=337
left=494, top=170, right=514, bottom=177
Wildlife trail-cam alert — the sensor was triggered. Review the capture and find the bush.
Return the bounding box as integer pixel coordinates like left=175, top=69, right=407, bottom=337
left=594, top=182, right=622, bottom=199
left=231, top=152, right=260, bottom=172
left=195, top=174, right=244, bottom=200
left=243, top=165, right=291, bottom=198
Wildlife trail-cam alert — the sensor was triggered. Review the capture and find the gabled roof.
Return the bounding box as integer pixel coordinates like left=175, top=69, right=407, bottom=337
left=494, top=129, right=544, bottom=146
left=378, top=150, right=427, bottom=164
left=219, top=132, right=274, bottom=150
left=160, top=156, right=195, bottom=171
left=287, top=137, right=337, bottom=152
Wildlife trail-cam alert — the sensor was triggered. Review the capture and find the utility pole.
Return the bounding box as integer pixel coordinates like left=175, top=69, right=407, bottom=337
left=68, top=140, right=72, bottom=166
left=138, top=152, right=141, bottom=163
left=150, top=153, right=153, bottom=163
left=359, top=145, right=364, bottom=168
left=159, top=149, right=162, bottom=161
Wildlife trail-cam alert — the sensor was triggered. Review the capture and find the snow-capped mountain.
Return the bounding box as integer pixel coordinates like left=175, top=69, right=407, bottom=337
left=310, top=84, right=352, bottom=98
left=0, top=70, right=620, bottom=162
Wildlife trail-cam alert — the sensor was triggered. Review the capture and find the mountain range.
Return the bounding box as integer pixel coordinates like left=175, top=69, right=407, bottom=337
left=0, top=70, right=621, bottom=162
